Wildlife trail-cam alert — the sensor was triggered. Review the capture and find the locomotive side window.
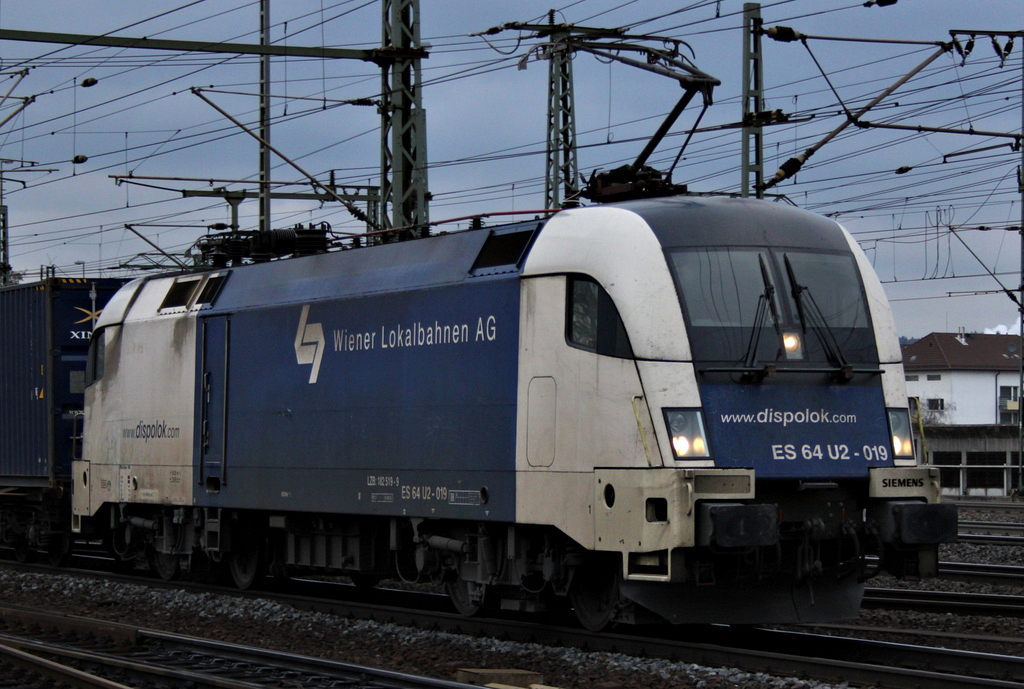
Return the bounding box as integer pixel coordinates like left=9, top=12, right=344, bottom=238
left=471, top=227, right=538, bottom=274
left=85, top=327, right=107, bottom=385
left=159, top=273, right=228, bottom=313
left=195, top=274, right=228, bottom=306
left=159, top=276, right=203, bottom=312
left=566, top=275, right=633, bottom=359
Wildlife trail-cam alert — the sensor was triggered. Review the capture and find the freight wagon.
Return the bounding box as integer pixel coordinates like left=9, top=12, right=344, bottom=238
left=0, top=277, right=123, bottom=562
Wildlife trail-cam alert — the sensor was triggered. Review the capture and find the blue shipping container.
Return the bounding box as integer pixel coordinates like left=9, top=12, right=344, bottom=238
left=0, top=278, right=123, bottom=483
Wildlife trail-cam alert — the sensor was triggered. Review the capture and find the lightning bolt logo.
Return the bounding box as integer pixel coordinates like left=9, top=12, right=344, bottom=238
left=294, top=305, right=325, bottom=384
left=73, top=307, right=102, bottom=324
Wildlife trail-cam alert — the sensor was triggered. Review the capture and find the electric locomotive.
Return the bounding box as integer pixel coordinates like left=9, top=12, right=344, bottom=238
left=72, top=196, right=956, bottom=629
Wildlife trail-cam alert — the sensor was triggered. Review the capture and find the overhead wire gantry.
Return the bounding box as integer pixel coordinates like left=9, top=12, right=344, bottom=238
left=0, top=0, right=429, bottom=245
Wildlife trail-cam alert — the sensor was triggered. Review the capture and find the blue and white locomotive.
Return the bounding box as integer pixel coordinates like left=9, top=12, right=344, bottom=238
left=73, top=196, right=956, bottom=628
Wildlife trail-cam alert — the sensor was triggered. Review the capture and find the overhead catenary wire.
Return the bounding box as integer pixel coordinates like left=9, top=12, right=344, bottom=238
left=0, top=0, right=1017, bottom=312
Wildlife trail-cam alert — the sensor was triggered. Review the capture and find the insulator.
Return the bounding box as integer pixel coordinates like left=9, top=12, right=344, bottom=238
left=344, top=201, right=370, bottom=225
left=991, top=36, right=1005, bottom=59
left=294, top=225, right=329, bottom=255
left=210, top=251, right=229, bottom=269
left=778, top=154, right=805, bottom=177
left=226, top=236, right=247, bottom=264
left=766, top=26, right=802, bottom=43
left=252, top=228, right=297, bottom=257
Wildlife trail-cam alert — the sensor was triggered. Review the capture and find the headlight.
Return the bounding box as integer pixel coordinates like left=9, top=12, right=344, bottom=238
left=664, top=409, right=711, bottom=459
left=782, top=331, right=803, bottom=360
left=887, top=409, right=915, bottom=458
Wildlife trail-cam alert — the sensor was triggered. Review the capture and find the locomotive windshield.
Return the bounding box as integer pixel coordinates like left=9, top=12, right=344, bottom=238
left=669, top=247, right=877, bottom=365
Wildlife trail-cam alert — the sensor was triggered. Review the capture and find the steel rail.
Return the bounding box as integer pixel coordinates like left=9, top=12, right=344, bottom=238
left=959, top=520, right=1024, bottom=536
left=938, top=561, right=1024, bottom=587
left=864, top=587, right=1024, bottom=616
left=957, top=533, right=1024, bottom=546
left=0, top=641, right=135, bottom=689
left=0, top=606, right=478, bottom=689
left=947, top=499, right=1024, bottom=511
left=737, top=627, right=1024, bottom=688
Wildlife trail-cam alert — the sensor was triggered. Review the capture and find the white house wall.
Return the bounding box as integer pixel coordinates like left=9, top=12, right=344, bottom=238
left=906, top=370, right=1018, bottom=425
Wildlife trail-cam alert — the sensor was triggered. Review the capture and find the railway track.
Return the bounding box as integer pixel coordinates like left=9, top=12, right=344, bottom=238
left=949, top=500, right=1024, bottom=512
left=959, top=520, right=1024, bottom=537
left=863, top=586, right=1024, bottom=616
left=0, top=603, right=480, bottom=689
left=5, top=523, right=1024, bottom=688
left=953, top=508, right=1024, bottom=544
left=2, top=595, right=1023, bottom=689
left=958, top=533, right=1024, bottom=546
left=937, top=561, right=1024, bottom=587
left=2, top=562, right=1024, bottom=689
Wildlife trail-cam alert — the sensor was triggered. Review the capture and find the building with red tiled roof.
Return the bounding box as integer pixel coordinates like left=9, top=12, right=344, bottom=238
left=902, top=332, right=1021, bottom=425
left=902, top=332, right=1023, bottom=497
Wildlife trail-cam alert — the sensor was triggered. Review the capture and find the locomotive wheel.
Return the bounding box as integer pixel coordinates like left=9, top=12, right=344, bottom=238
left=46, top=535, right=71, bottom=567
left=445, top=577, right=485, bottom=616
left=13, top=539, right=31, bottom=564
left=151, top=549, right=181, bottom=581
left=570, top=561, right=620, bottom=631
left=228, top=531, right=264, bottom=590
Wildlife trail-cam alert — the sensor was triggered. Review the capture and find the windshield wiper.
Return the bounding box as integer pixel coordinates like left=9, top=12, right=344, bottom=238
left=784, top=254, right=854, bottom=381
left=699, top=255, right=881, bottom=382
left=741, top=254, right=782, bottom=372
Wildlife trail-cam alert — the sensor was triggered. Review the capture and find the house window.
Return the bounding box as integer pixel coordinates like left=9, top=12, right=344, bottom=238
left=999, top=386, right=1019, bottom=425
left=926, top=398, right=944, bottom=411
left=926, top=374, right=941, bottom=381
left=905, top=375, right=919, bottom=382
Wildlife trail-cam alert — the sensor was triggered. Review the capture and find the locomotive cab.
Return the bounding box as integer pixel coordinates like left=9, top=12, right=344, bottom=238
left=518, top=196, right=956, bottom=626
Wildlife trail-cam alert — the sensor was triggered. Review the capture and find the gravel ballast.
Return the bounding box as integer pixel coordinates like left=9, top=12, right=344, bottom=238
left=0, top=565, right=847, bottom=689
left=0, top=508, right=1020, bottom=689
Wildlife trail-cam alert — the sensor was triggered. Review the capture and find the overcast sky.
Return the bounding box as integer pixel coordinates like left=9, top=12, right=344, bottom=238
left=0, top=0, right=1020, bottom=338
